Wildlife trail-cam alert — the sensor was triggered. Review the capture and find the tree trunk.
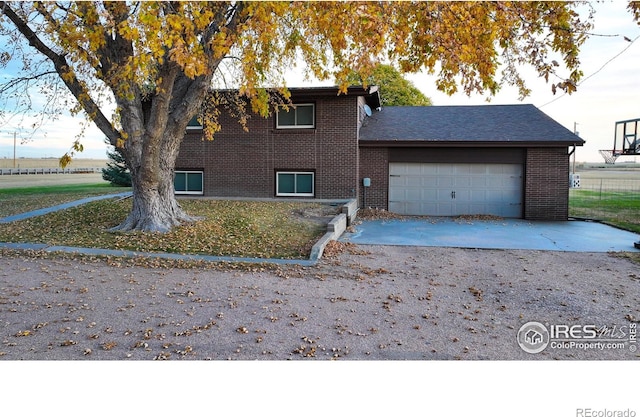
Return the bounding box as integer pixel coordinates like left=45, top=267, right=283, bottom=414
left=110, top=166, right=197, bottom=233
left=110, top=113, right=199, bottom=233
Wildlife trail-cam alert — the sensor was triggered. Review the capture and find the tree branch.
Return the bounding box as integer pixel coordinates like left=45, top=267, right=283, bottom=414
left=0, top=1, right=121, bottom=145
left=0, top=70, right=58, bottom=94
left=168, top=2, right=246, bottom=125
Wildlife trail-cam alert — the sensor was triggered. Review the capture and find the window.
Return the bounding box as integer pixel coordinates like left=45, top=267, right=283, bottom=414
left=276, top=172, right=314, bottom=196
left=187, top=116, right=202, bottom=130
left=174, top=171, right=203, bottom=195
left=276, top=103, right=315, bottom=129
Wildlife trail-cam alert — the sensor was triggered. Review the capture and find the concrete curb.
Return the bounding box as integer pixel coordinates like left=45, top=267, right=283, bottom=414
left=309, top=213, right=347, bottom=261
left=0, top=242, right=318, bottom=266
left=307, top=198, right=356, bottom=262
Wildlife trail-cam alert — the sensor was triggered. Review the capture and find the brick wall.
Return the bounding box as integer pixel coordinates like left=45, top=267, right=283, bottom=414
left=176, top=94, right=360, bottom=199
left=524, top=147, right=570, bottom=220
left=358, top=147, right=389, bottom=209
left=358, top=146, right=571, bottom=220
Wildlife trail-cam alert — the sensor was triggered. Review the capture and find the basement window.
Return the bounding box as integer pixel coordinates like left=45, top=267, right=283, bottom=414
left=276, top=171, right=314, bottom=197
left=186, top=117, right=203, bottom=130
left=174, top=171, right=203, bottom=195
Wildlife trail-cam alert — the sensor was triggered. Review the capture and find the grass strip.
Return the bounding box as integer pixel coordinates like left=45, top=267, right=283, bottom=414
left=569, top=190, right=640, bottom=233
left=0, top=183, right=129, bottom=218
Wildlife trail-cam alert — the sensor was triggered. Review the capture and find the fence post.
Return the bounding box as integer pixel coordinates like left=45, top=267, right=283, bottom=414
left=599, top=179, right=602, bottom=200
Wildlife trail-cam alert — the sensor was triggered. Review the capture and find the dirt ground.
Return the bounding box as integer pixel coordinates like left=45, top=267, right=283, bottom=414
left=1, top=244, right=638, bottom=361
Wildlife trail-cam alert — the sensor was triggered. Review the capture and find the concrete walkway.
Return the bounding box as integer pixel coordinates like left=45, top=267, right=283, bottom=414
left=340, top=217, right=640, bottom=252
left=0, top=192, right=132, bottom=223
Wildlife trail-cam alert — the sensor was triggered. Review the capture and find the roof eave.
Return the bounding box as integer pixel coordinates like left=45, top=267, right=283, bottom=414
left=288, top=85, right=377, bottom=98
left=358, top=140, right=585, bottom=147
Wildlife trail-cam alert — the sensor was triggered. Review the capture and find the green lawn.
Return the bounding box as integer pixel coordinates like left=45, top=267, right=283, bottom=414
left=569, top=189, right=640, bottom=233
left=0, top=183, right=127, bottom=218
left=0, top=194, right=328, bottom=259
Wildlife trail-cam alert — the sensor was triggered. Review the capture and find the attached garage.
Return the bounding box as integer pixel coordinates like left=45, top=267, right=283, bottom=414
left=389, top=162, right=523, bottom=217
left=358, top=104, right=585, bottom=221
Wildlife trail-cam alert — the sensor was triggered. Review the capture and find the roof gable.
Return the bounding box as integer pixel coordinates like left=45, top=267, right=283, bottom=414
left=359, top=104, right=584, bottom=145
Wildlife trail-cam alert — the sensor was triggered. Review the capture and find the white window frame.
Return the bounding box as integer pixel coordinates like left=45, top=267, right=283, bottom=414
left=186, top=116, right=203, bottom=131
left=276, top=171, right=315, bottom=197
left=276, top=103, right=315, bottom=129
left=174, top=171, right=204, bottom=195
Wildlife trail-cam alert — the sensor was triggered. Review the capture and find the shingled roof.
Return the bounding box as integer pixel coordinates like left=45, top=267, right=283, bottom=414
left=359, top=104, right=584, bottom=146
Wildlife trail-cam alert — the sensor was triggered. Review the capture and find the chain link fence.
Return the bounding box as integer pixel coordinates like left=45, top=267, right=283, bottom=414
left=573, top=178, right=640, bottom=198
left=569, top=177, right=640, bottom=229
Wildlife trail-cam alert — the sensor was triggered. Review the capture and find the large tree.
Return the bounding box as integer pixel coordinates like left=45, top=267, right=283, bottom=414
left=347, top=64, right=432, bottom=106
left=1, top=1, right=633, bottom=232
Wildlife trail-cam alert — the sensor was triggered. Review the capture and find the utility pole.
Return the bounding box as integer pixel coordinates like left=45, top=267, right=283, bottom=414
left=572, top=122, right=579, bottom=174
left=13, top=132, right=16, bottom=169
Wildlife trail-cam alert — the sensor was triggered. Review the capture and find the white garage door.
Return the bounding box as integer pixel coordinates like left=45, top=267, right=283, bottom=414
left=389, top=163, right=523, bottom=217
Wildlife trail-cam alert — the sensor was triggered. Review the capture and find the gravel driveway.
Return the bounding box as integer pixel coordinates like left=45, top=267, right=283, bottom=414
left=1, top=243, right=639, bottom=361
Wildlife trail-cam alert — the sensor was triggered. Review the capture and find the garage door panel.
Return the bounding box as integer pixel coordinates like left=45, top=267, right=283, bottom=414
left=486, top=177, right=504, bottom=188
left=389, top=162, right=523, bottom=218
left=435, top=165, right=454, bottom=175
left=454, top=177, right=472, bottom=187
left=437, top=177, right=455, bottom=187
left=389, top=164, right=406, bottom=175
left=421, top=189, right=438, bottom=200
left=470, top=165, right=486, bottom=174
left=389, top=176, right=405, bottom=187
left=455, top=190, right=473, bottom=202
left=506, top=177, right=523, bottom=188
left=470, top=189, right=488, bottom=201
left=484, top=190, right=502, bottom=201
left=406, top=177, right=423, bottom=187
left=406, top=165, right=423, bottom=175
left=419, top=177, right=436, bottom=187
left=470, top=177, right=488, bottom=188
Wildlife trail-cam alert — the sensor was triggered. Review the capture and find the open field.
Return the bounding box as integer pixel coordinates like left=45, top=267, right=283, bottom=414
left=573, top=167, right=640, bottom=191
left=0, top=173, right=108, bottom=189
left=0, top=158, right=108, bottom=169
left=575, top=164, right=640, bottom=179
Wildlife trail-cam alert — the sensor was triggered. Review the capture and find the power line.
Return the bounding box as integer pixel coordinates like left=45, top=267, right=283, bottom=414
left=539, top=34, right=639, bottom=108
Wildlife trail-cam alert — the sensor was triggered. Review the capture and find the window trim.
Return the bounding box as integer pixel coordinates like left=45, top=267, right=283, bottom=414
left=186, top=116, right=203, bottom=131
left=276, top=171, right=315, bottom=197
left=276, top=103, right=315, bottom=129
left=174, top=170, right=204, bottom=195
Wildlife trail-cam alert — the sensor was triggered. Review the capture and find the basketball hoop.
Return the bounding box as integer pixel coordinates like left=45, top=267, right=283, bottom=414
left=598, top=150, right=619, bottom=164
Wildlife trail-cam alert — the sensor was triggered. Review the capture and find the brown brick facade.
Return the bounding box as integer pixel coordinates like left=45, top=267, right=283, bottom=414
left=524, top=147, right=570, bottom=220
left=358, top=147, right=388, bottom=209
left=176, top=94, right=360, bottom=200
left=176, top=88, right=576, bottom=221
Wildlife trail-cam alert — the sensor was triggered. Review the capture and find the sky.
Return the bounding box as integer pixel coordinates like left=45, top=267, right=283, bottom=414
left=405, top=1, right=640, bottom=164
left=0, top=1, right=638, bottom=163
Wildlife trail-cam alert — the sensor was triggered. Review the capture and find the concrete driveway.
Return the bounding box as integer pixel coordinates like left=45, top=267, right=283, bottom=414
left=340, top=217, right=640, bottom=252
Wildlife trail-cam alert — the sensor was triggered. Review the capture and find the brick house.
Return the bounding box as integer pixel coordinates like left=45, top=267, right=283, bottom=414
left=175, top=86, right=584, bottom=221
